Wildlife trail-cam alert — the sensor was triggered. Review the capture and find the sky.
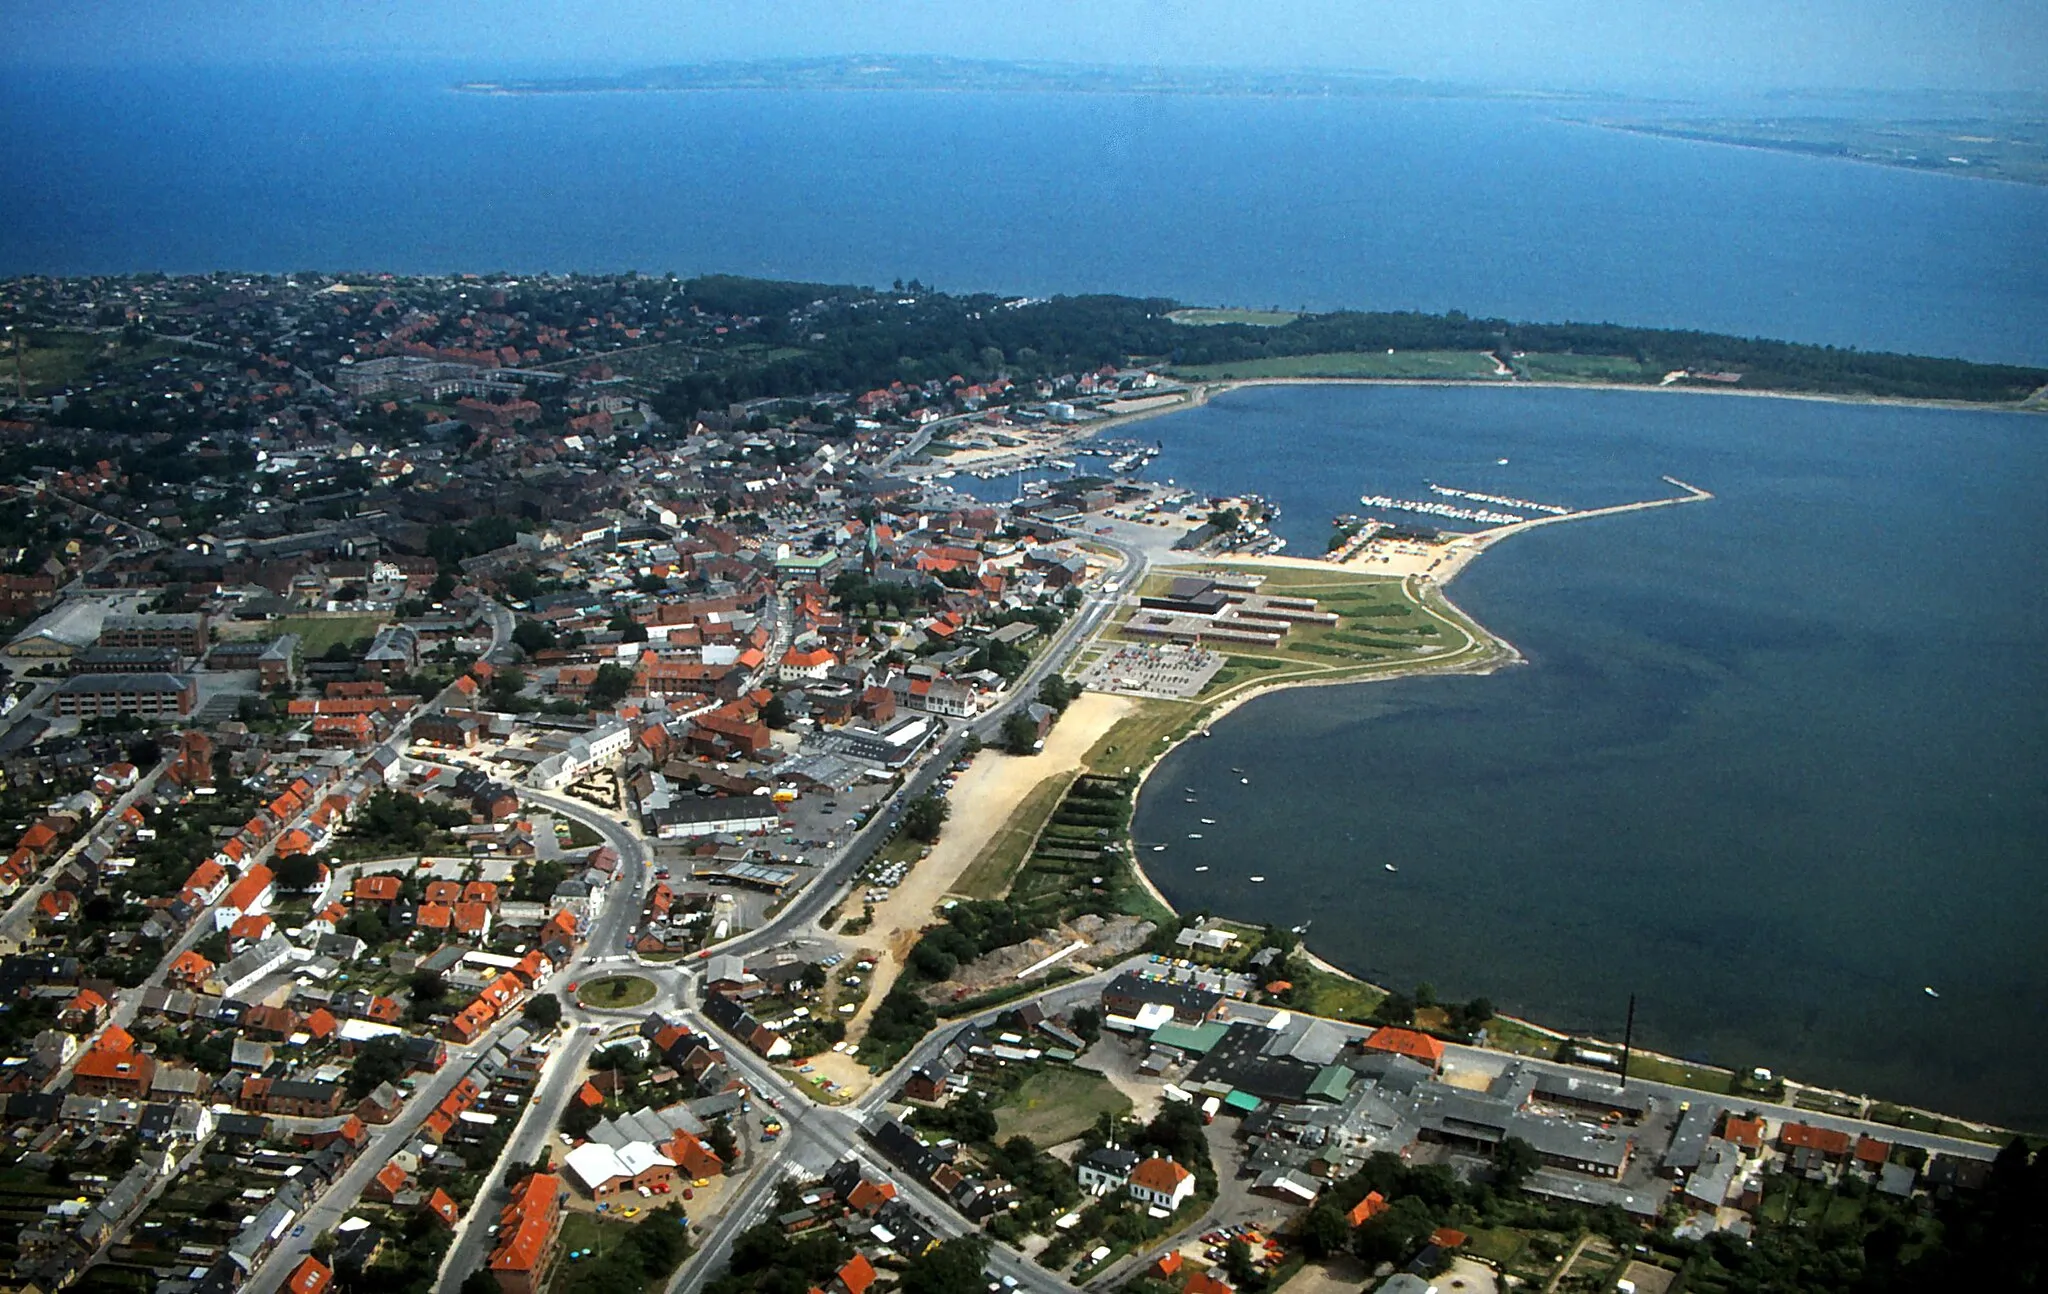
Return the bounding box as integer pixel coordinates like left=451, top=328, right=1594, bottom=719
left=1, top=0, right=2042, bottom=95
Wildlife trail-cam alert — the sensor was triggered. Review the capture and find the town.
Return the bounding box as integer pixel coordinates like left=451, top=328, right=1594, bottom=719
left=0, top=271, right=2028, bottom=1294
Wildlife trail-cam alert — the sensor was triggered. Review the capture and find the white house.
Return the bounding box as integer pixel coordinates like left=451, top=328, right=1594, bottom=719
left=1128, top=1157, right=1196, bottom=1212
left=1075, top=1145, right=1138, bottom=1197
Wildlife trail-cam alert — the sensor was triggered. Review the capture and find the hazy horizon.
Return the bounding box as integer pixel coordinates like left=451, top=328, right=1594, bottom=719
left=3, top=0, right=2043, bottom=97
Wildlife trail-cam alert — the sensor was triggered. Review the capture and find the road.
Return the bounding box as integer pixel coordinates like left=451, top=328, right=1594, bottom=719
left=0, top=754, right=171, bottom=949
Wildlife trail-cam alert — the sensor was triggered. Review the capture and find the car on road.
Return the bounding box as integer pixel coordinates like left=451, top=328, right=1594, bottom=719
left=291, top=1225, right=305, bottom=1238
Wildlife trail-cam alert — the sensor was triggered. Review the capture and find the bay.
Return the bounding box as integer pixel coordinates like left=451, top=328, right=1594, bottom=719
left=1128, top=384, right=2048, bottom=1129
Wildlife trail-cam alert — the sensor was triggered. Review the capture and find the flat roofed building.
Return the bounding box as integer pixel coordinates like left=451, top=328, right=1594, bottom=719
left=53, top=673, right=196, bottom=718
left=99, top=612, right=208, bottom=653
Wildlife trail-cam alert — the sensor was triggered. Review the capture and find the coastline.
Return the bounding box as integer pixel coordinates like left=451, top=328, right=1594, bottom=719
left=1200, top=373, right=2048, bottom=415
left=1038, top=382, right=2020, bottom=1139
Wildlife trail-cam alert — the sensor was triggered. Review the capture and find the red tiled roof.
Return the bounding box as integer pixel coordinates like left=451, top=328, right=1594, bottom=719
left=285, top=1256, right=333, bottom=1294
left=1362, top=1026, right=1445, bottom=1066
left=1130, top=1157, right=1191, bottom=1192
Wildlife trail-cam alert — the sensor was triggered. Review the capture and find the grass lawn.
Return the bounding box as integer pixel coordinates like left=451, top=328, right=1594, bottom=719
left=9, top=329, right=186, bottom=396
left=951, top=774, right=1077, bottom=900
left=228, top=613, right=386, bottom=657
left=1462, top=1227, right=1527, bottom=1267
left=1166, top=350, right=1504, bottom=381
left=1622, top=1053, right=1736, bottom=1096
left=1866, top=1103, right=2006, bottom=1145
left=1079, top=697, right=1200, bottom=776
left=1483, top=1016, right=1565, bottom=1059
left=1166, top=308, right=1300, bottom=327
left=1516, top=352, right=1663, bottom=383
left=1283, top=963, right=1384, bottom=1024
left=576, top=975, right=658, bottom=1010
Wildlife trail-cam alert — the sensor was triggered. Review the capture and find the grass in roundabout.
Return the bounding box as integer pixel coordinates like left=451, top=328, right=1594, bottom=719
left=576, top=975, right=658, bottom=1010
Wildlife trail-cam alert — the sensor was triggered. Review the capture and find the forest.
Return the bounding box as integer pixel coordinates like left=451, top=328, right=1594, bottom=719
left=647, top=276, right=2048, bottom=416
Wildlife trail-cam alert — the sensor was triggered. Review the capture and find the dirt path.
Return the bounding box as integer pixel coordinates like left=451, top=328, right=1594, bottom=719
left=843, top=693, right=1134, bottom=1042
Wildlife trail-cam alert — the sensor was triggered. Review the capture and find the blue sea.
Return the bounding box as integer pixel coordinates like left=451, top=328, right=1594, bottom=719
left=1128, top=385, right=2048, bottom=1129
left=2, top=64, right=2046, bottom=364
left=6, top=65, right=2047, bottom=1123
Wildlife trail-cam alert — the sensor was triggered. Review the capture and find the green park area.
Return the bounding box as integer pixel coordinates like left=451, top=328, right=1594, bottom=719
left=1165, top=307, right=1301, bottom=327
left=992, top=1067, right=1132, bottom=1146
left=216, top=613, right=385, bottom=659
left=5, top=329, right=186, bottom=397
left=577, top=976, right=659, bottom=1011
left=1167, top=349, right=1505, bottom=380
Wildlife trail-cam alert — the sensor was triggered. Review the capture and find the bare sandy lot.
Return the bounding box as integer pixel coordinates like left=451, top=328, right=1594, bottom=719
left=842, top=692, right=1134, bottom=1042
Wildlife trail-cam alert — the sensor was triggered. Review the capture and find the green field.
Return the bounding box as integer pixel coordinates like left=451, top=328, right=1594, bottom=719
left=1280, top=963, right=1385, bottom=1023
left=6, top=329, right=187, bottom=397
left=992, top=1067, right=1132, bottom=1145
left=1167, top=349, right=1505, bottom=380
left=227, top=613, right=386, bottom=658
left=1166, top=308, right=1301, bottom=327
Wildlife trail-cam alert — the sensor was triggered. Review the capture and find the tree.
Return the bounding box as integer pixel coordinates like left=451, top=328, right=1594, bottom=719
left=903, top=792, right=949, bottom=843
left=586, top=663, right=634, bottom=708
left=409, top=969, right=448, bottom=1005
left=761, top=695, right=790, bottom=728
left=1037, top=674, right=1077, bottom=711
left=346, top=1035, right=407, bottom=1100
left=273, top=852, right=322, bottom=893
left=511, top=619, right=556, bottom=654
left=523, top=992, right=563, bottom=1028
left=1000, top=711, right=1040, bottom=755
left=1208, top=507, right=1242, bottom=533
left=1491, top=1135, right=1540, bottom=1190
left=902, top=1235, right=992, bottom=1294
left=705, top=1118, right=738, bottom=1166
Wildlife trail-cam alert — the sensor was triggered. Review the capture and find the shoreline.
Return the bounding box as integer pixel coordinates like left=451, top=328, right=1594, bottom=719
left=1047, top=384, right=2021, bottom=1139
left=1200, top=373, right=2048, bottom=416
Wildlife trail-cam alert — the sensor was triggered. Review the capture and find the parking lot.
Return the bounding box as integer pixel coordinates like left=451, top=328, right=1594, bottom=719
left=1079, top=641, right=1225, bottom=700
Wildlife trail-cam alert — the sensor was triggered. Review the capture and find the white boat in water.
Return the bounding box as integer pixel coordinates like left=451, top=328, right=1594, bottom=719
left=1239, top=777, right=1249, bottom=784
left=1249, top=875, right=1266, bottom=882
left=1200, top=818, right=1216, bottom=825
left=1188, top=832, right=1204, bottom=839
left=1152, top=844, right=1168, bottom=852
left=1195, top=865, right=1209, bottom=872
left=1924, top=986, right=1941, bottom=998
left=1384, top=863, right=1399, bottom=873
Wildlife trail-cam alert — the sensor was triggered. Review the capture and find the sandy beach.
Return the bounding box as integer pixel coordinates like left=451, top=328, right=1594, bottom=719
left=842, top=692, right=1135, bottom=1041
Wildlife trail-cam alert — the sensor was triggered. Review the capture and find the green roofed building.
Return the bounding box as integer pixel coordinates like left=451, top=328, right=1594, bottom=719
left=1307, top=1064, right=1355, bottom=1103
left=1223, top=1089, right=1263, bottom=1114
left=1152, top=1021, right=1231, bottom=1055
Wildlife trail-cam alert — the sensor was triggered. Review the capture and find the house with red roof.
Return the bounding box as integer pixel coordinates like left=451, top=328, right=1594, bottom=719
left=73, top=1047, right=154, bottom=1098
left=1360, top=1026, right=1445, bottom=1071
left=167, top=949, right=215, bottom=990
left=1346, top=1190, right=1390, bottom=1227
left=60, top=987, right=109, bottom=1031
left=212, top=864, right=276, bottom=932
left=1183, top=1273, right=1233, bottom=1294
left=1128, top=1157, right=1196, bottom=1211
left=353, top=874, right=402, bottom=905
left=488, top=1172, right=566, bottom=1294
left=367, top=1160, right=412, bottom=1202
left=833, top=1254, right=877, bottom=1294
left=285, top=1256, right=333, bottom=1294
